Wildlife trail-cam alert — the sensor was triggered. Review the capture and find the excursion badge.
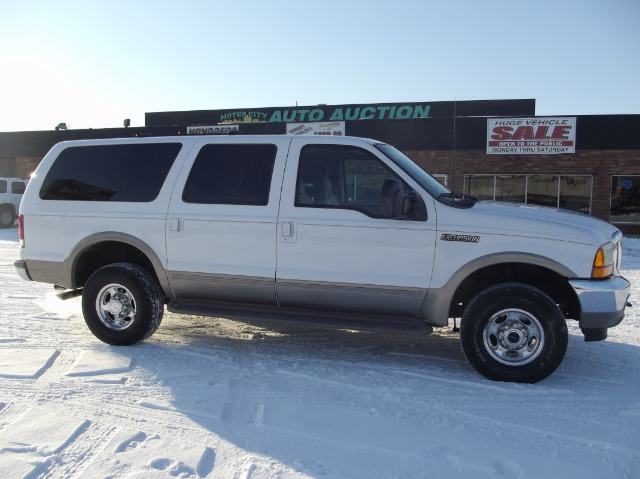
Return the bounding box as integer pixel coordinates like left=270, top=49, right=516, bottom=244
left=440, top=234, right=480, bottom=243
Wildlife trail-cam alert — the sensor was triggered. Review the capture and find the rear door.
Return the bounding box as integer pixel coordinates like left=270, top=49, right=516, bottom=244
left=275, top=137, right=437, bottom=317
left=165, top=136, right=291, bottom=305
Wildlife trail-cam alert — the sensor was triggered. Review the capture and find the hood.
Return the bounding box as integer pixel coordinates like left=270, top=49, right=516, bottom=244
left=437, top=200, right=620, bottom=246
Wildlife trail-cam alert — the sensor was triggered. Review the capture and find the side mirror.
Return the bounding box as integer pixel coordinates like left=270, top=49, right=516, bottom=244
left=379, top=179, right=405, bottom=219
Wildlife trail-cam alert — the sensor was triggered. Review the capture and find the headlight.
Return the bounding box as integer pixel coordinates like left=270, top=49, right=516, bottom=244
left=591, top=242, right=615, bottom=279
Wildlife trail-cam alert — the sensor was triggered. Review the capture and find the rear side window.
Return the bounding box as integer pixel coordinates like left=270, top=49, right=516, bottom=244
left=39, top=143, right=182, bottom=202
left=183, top=144, right=277, bottom=205
left=0, top=180, right=6, bottom=194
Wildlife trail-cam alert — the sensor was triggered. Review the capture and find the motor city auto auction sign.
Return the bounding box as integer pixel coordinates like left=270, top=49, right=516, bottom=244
left=146, top=100, right=536, bottom=128
left=487, top=117, right=576, bottom=154
left=220, top=104, right=431, bottom=123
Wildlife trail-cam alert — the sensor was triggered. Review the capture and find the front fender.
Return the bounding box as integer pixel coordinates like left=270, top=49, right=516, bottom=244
left=420, top=252, right=577, bottom=326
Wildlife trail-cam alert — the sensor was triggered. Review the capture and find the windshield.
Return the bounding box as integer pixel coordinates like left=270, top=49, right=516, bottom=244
left=375, top=143, right=451, bottom=197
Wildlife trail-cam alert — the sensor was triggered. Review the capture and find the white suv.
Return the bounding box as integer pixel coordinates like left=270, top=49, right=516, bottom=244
left=14, top=135, right=631, bottom=382
left=0, top=177, right=27, bottom=228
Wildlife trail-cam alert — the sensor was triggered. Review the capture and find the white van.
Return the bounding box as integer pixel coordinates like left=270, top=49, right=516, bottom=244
left=0, top=177, right=28, bottom=228
left=14, top=135, right=631, bottom=382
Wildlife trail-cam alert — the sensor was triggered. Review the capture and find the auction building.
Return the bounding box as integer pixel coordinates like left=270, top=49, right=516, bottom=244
left=1, top=98, right=640, bottom=234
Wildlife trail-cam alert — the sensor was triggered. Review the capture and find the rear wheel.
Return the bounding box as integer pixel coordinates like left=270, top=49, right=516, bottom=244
left=460, top=283, right=568, bottom=383
left=82, top=263, right=164, bottom=345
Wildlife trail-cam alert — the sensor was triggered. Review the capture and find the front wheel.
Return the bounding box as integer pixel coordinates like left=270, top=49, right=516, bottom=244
left=460, top=283, right=568, bottom=383
left=82, top=263, right=164, bottom=345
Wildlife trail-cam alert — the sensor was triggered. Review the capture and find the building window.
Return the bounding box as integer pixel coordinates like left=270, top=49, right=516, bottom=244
left=527, top=175, right=558, bottom=207
left=496, top=175, right=525, bottom=203
left=559, top=175, right=592, bottom=213
left=466, top=175, right=495, bottom=200
left=464, top=174, right=592, bottom=214
left=610, top=176, right=640, bottom=224
left=432, top=174, right=448, bottom=186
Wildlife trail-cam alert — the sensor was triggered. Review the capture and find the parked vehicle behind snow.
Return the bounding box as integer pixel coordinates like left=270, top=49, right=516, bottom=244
left=0, top=177, right=27, bottom=228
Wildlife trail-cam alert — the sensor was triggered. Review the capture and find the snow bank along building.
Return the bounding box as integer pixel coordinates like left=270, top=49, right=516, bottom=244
left=2, top=98, right=640, bottom=234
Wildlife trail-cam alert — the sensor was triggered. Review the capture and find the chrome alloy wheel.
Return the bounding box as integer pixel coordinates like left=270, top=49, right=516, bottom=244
left=95, top=283, right=137, bottom=330
left=483, top=309, right=545, bottom=365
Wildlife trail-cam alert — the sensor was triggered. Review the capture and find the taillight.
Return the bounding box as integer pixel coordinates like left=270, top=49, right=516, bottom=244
left=18, top=215, right=24, bottom=248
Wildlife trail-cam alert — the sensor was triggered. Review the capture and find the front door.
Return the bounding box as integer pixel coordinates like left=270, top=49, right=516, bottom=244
left=275, top=138, right=437, bottom=317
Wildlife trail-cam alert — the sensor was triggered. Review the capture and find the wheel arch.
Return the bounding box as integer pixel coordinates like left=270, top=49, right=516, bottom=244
left=422, top=252, right=581, bottom=326
left=69, top=232, right=170, bottom=297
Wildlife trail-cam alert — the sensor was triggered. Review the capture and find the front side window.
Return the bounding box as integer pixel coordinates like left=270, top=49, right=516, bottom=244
left=0, top=180, right=6, bottom=194
left=295, top=144, right=410, bottom=218
left=183, top=144, right=277, bottom=205
left=40, top=143, right=182, bottom=202
left=375, top=143, right=450, bottom=198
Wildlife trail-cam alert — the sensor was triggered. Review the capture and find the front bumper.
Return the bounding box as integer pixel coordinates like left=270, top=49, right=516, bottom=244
left=569, top=276, right=631, bottom=329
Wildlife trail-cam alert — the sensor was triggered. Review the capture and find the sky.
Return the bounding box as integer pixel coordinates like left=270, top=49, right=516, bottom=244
left=0, top=0, right=638, bottom=132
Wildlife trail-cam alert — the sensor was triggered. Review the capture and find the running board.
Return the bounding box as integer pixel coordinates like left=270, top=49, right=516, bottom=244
left=168, top=299, right=433, bottom=336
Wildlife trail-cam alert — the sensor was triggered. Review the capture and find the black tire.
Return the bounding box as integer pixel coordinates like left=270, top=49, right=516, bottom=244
left=460, top=283, right=568, bottom=383
left=82, top=263, right=164, bottom=345
left=0, top=205, right=15, bottom=228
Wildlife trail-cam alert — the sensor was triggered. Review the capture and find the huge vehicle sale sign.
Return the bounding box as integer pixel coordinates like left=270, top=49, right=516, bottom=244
left=487, top=117, right=576, bottom=154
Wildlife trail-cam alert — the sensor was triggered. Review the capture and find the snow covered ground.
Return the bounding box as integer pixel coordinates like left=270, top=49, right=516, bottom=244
left=1, top=225, right=639, bottom=479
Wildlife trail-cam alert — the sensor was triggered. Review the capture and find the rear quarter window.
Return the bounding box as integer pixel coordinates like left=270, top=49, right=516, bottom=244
left=39, top=143, right=182, bottom=202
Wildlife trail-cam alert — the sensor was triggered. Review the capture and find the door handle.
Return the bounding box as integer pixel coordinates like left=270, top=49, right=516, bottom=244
left=281, top=221, right=297, bottom=243
left=169, top=217, right=182, bottom=232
